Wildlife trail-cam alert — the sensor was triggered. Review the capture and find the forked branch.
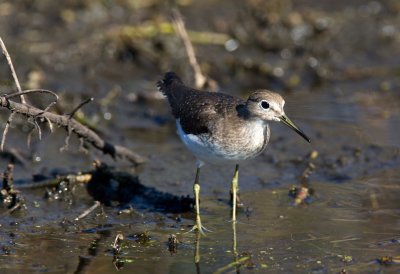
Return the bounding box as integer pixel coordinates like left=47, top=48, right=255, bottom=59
left=0, top=96, right=146, bottom=165
left=0, top=37, right=146, bottom=166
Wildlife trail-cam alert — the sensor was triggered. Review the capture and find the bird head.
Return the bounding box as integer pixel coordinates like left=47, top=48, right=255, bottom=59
left=246, top=90, right=310, bottom=143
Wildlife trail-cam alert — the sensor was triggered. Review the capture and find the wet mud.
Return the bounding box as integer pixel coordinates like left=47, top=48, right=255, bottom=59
left=1, top=0, right=400, bottom=273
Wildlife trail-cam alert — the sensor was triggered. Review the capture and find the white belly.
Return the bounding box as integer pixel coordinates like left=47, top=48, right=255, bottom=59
left=176, top=119, right=269, bottom=165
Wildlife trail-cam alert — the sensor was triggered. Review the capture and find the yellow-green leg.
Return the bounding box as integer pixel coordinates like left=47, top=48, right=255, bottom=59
left=231, top=164, right=239, bottom=222
left=194, top=230, right=201, bottom=265
left=189, top=167, right=211, bottom=235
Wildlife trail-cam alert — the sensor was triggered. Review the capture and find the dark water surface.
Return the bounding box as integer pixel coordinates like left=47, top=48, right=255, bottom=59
left=1, top=0, right=400, bottom=273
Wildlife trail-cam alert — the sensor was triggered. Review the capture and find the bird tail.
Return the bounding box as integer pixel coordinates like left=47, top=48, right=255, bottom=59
left=156, top=72, right=183, bottom=96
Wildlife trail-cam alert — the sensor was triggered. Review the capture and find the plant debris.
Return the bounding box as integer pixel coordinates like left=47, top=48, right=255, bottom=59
left=288, top=185, right=314, bottom=206
left=112, top=234, right=125, bottom=270
left=168, top=234, right=179, bottom=255
left=377, top=256, right=400, bottom=265
left=128, top=231, right=153, bottom=246
left=112, top=234, right=124, bottom=255
left=1, top=164, right=26, bottom=215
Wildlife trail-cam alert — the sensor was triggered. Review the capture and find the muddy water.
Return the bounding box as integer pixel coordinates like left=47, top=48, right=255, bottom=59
left=1, top=0, right=400, bottom=273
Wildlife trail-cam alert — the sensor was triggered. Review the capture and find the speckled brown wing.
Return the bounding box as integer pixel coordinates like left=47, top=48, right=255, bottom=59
left=157, top=72, right=244, bottom=135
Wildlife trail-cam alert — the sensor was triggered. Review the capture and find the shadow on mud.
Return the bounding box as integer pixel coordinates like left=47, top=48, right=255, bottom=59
left=86, top=162, right=194, bottom=213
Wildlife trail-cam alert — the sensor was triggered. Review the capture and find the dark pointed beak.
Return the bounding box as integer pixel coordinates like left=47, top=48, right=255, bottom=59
left=279, top=115, right=310, bottom=143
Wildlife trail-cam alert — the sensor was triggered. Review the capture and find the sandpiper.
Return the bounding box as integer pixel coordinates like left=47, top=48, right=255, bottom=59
left=157, top=72, right=310, bottom=234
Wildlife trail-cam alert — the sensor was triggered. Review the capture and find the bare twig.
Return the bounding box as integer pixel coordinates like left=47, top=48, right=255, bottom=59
left=59, top=125, right=72, bottom=152
left=0, top=37, right=26, bottom=104
left=75, top=200, right=101, bottom=221
left=0, top=40, right=56, bottom=152
left=34, top=119, right=42, bottom=140
left=1, top=112, right=15, bottom=151
left=26, top=116, right=43, bottom=141
left=172, top=9, right=207, bottom=89
left=0, top=96, right=145, bottom=164
left=42, top=101, right=57, bottom=113
left=62, top=98, right=94, bottom=152
left=68, top=97, right=94, bottom=119
left=4, top=89, right=58, bottom=101
left=0, top=37, right=145, bottom=165
left=17, top=173, right=92, bottom=189
left=44, top=117, right=53, bottom=133
left=26, top=116, right=42, bottom=143
left=330, top=237, right=361, bottom=243
left=112, top=234, right=124, bottom=254
left=79, top=138, right=89, bottom=154
left=4, top=89, right=59, bottom=115
left=3, top=90, right=58, bottom=142
left=26, top=127, right=34, bottom=148
left=0, top=202, right=22, bottom=216
left=4, top=89, right=59, bottom=119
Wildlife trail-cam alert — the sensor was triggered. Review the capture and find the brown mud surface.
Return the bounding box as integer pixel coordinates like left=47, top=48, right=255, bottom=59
left=1, top=0, right=400, bottom=273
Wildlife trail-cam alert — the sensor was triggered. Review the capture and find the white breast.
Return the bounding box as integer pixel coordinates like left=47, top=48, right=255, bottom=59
left=176, top=119, right=269, bottom=165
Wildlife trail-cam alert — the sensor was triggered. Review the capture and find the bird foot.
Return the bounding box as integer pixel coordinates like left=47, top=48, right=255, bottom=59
left=228, top=219, right=245, bottom=225
left=188, top=219, right=212, bottom=235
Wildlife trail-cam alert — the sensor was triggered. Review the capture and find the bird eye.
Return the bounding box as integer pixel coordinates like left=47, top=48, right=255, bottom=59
left=261, top=101, right=270, bottom=109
